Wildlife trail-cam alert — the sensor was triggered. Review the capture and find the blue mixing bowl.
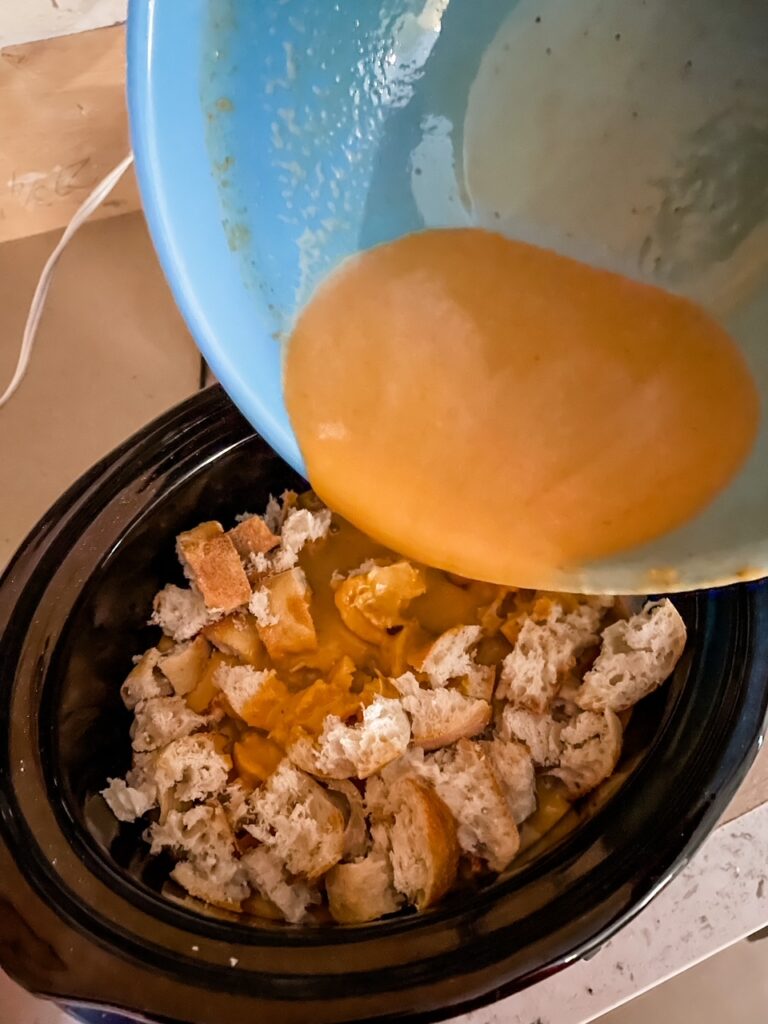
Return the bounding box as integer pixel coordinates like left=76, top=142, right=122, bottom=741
left=128, top=0, right=768, bottom=593
left=127, top=0, right=519, bottom=474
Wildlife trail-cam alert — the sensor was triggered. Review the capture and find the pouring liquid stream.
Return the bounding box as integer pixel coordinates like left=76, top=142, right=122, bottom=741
left=284, top=228, right=759, bottom=591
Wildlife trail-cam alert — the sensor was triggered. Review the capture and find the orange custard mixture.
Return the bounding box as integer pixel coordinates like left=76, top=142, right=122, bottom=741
left=185, top=495, right=522, bottom=787
left=285, top=228, right=759, bottom=587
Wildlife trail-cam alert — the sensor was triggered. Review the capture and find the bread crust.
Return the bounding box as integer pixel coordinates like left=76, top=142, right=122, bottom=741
left=389, top=776, right=459, bottom=910
left=177, top=523, right=251, bottom=613
left=228, top=516, right=280, bottom=559
left=326, top=851, right=401, bottom=923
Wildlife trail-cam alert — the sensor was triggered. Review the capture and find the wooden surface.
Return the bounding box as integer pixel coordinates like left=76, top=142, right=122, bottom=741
left=0, top=24, right=139, bottom=245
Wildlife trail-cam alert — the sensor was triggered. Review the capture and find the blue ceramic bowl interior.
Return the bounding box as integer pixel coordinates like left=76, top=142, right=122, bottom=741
left=128, top=0, right=518, bottom=474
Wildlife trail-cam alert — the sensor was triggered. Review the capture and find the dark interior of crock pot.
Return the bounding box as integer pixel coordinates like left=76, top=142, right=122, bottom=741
left=36, top=431, right=692, bottom=932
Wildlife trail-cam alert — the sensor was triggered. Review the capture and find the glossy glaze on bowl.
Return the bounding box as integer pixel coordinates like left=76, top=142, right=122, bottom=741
left=1, top=387, right=767, bottom=1024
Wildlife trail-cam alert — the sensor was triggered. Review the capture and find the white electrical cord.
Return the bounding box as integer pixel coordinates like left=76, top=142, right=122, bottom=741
left=0, top=153, right=135, bottom=410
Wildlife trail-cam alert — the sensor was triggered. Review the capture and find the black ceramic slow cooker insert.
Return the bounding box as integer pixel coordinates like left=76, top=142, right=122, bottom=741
left=1, top=386, right=767, bottom=1024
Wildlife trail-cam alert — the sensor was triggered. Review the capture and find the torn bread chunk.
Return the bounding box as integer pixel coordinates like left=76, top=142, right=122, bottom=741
left=419, top=625, right=495, bottom=700
left=270, top=507, right=333, bottom=573
left=498, top=600, right=606, bottom=712
left=154, top=734, right=232, bottom=804
left=221, top=780, right=252, bottom=831
left=245, top=761, right=345, bottom=879
left=151, top=803, right=235, bottom=860
left=500, top=706, right=564, bottom=768
left=364, top=749, right=436, bottom=827
left=427, top=739, right=520, bottom=871
left=152, top=804, right=249, bottom=909
left=227, top=515, right=280, bottom=560
left=125, top=750, right=159, bottom=794
left=241, top=892, right=285, bottom=921
left=387, top=776, right=459, bottom=911
left=176, top=523, right=251, bottom=613
left=288, top=696, right=411, bottom=780
left=101, top=777, right=156, bottom=822
left=502, top=594, right=614, bottom=643
left=213, top=663, right=276, bottom=721
left=263, top=491, right=298, bottom=533
left=130, top=696, right=209, bottom=753
left=458, top=665, right=496, bottom=702
left=326, top=847, right=402, bottom=923
left=202, top=613, right=263, bottom=664
left=102, top=751, right=162, bottom=821
left=552, top=673, right=583, bottom=718
left=420, top=624, right=479, bottom=683
left=248, top=587, right=278, bottom=628
left=257, top=568, right=318, bottom=658
left=240, top=846, right=319, bottom=924
left=480, top=737, right=537, bottom=824
left=171, top=856, right=249, bottom=911
left=246, top=552, right=271, bottom=582
left=151, top=585, right=217, bottom=642
left=551, top=710, right=623, bottom=797
left=334, top=561, right=426, bottom=643
left=577, top=599, right=687, bottom=713
left=121, top=648, right=173, bottom=709
left=158, top=636, right=210, bottom=697
left=364, top=751, right=427, bottom=823
left=394, top=673, right=491, bottom=750
left=330, top=558, right=380, bottom=587
left=325, top=779, right=369, bottom=860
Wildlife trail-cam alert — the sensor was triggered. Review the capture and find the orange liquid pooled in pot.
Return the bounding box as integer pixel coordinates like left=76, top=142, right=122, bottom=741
left=285, top=228, right=759, bottom=588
